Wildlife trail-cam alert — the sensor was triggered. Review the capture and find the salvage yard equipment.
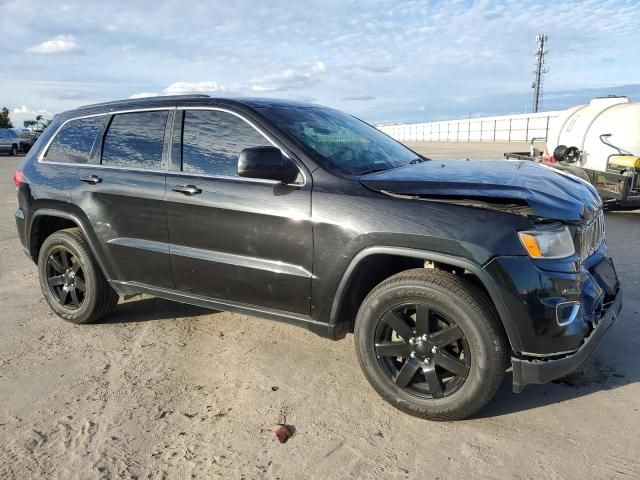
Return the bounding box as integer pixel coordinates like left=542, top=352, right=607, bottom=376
left=505, top=96, right=640, bottom=210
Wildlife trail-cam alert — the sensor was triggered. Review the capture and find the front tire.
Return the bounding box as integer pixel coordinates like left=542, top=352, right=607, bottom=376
left=354, top=269, right=508, bottom=421
left=38, top=228, right=118, bottom=324
left=10, top=145, right=17, bottom=156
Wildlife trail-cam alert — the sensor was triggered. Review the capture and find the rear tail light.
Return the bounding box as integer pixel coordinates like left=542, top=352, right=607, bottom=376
left=13, top=170, right=24, bottom=188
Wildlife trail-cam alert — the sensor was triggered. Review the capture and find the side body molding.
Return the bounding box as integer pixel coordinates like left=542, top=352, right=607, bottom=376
left=328, top=246, right=523, bottom=351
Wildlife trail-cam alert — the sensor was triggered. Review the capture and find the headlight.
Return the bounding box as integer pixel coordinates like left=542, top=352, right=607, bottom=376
left=518, top=226, right=575, bottom=259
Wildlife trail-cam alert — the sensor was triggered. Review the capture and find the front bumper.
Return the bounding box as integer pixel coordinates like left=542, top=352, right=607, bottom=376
left=484, top=243, right=621, bottom=392
left=511, top=291, right=621, bottom=392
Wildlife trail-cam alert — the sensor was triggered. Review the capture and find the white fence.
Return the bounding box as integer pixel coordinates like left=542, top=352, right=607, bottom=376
left=377, top=111, right=561, bottom=143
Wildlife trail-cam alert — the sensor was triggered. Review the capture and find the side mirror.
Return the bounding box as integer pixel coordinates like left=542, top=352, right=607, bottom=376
left=238, top=146, right=299, bottom=183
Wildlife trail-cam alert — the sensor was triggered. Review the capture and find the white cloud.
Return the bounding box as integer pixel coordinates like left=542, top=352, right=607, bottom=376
left=13, top=106, right=50, bottom=116
left=27, top=35, right=79, bottom=54
left=11, top=106, right=52, bottom=128
left=251, top=62, right=327, bottom=92
left=311, top=61, right=326, bottom=73
left=164, top=81, right=226, bottom=95
left=129, top=92, right=159, bottom=99
left=341, top=95, right=376, bottom=102
left=130, top=82, right=235, bottom=99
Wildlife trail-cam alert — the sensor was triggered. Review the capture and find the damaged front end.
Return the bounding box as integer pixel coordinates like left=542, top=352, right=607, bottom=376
left=359, top=158, right=602, bottom=222
left=361, top=158, right=622, bottom=391
left=485, top=241, right=621, bottom=392
left=379, top=190, right=535, bottom=217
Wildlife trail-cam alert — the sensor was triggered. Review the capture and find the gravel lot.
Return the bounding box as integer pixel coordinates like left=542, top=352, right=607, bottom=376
left=1, top=146, right=639, bottom=479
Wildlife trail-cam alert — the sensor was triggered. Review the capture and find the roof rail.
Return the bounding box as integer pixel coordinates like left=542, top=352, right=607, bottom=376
left=77, top=94, right=210, bottom=110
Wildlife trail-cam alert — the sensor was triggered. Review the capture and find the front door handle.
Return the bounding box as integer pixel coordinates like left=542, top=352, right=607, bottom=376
left=173, top=184, right=202, bottom=196
left=80, top=174, right=102, bottom=185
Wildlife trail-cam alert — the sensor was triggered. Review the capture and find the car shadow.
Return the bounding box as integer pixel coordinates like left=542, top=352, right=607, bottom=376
left=97, top=296, right=215, bottom=324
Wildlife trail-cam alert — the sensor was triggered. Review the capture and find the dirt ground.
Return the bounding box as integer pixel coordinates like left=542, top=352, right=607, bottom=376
left=1, top=146, right=639, bottom=479
left=405, top=140, right=546, bottom=160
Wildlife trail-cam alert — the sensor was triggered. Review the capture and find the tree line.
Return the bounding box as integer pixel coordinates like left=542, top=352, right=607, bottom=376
left=0, top=107, right=51, bottom=129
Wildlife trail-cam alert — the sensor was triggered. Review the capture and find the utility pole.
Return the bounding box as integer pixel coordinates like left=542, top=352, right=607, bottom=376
left=531, top=34, right=548, bottom=113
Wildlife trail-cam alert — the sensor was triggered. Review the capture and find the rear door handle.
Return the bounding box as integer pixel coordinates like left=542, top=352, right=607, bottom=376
left=80, top=174, right=102, bottom=185
left=173, top=184, right=202, bottom=196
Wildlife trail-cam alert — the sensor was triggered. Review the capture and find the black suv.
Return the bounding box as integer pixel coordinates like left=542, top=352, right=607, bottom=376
left=14, top=95, right=621, bottom=420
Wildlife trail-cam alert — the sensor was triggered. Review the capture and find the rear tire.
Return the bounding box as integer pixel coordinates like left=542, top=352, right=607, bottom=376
left=354, top=268, right=508, bottom=421
left=38, top=228, right=118, bottom=324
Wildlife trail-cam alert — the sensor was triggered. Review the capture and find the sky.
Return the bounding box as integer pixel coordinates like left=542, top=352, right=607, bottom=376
left=1, top=0, right=639, bottom=127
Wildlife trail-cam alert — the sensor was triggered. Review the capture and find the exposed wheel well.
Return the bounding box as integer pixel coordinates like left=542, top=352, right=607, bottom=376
left=332, top=254, right=507, bottom=347
left=29, top=215, right=78, bottom=262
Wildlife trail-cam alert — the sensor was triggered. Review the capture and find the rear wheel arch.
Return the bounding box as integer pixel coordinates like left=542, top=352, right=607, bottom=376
left=29, top=209, right=114, bottom=282
left=329, top=247, right=522, bottom=352
left=37, top=227, right=118, bottom=323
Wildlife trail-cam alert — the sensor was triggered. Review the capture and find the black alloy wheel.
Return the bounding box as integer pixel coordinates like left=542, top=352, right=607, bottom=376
left=45, top=246, right=86, bottom=309
left=374, top=303, right=470, bottom=399
left=38, top=228, right=118, bottom=324
left=354, top=269, right=508, bottom=420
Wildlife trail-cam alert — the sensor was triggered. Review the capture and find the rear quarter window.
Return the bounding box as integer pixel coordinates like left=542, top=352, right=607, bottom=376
left=44, top=117, right=105, bottom=164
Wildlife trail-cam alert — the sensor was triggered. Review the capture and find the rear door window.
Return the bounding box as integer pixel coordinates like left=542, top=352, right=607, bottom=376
left=102, top=111, right=169, bottom=169
left=181, top=110, right=272, bottom=177
left=44, top=116, right=104, bottom=164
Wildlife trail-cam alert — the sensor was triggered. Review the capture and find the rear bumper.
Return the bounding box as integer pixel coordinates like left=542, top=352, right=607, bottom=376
left=15, top=208, right=28, bottom=255
left=511, top=290, right=621, bottom=392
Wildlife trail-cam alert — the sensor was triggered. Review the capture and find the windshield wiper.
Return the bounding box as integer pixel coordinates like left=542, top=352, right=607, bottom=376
left=358, top=167, right=389, bottom=175
left=409, top=156, right=429, bottom=164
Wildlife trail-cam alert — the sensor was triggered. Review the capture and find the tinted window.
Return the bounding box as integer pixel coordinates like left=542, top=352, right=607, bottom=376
left=45, top=117, right=104, bottom=164
left=182, top=110, right=272, bottom=176
left=102, top=111, right=169, bottom=169
left=259, top=106, right=421, bottom=176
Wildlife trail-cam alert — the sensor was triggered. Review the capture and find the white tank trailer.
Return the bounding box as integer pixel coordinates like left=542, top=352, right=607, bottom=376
left=507, top=96, right=640, bottom=209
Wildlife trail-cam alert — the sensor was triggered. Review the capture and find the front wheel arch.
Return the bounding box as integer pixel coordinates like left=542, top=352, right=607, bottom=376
left=329, top=247, right=523, bottom=352
left=354, top=268, right=508, bottom=420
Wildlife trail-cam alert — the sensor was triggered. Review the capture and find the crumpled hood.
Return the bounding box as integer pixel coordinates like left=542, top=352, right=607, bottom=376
left=360, top=159, right=602, bottom=221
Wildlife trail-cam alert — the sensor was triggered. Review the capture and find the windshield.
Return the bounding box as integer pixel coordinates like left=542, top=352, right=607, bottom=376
left=258, top=106, right=422, bottom=175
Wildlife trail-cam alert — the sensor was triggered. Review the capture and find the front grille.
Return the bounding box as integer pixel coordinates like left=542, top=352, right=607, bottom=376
left=578, top=210, right=605, bottom=260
